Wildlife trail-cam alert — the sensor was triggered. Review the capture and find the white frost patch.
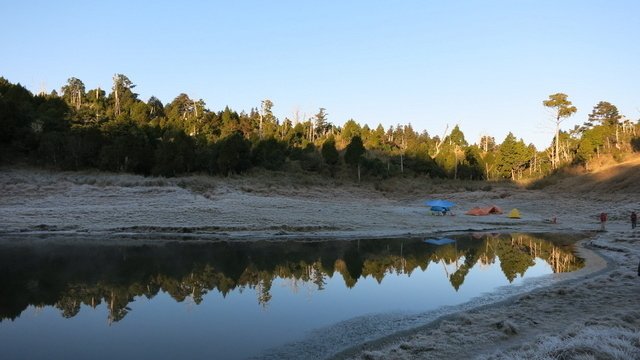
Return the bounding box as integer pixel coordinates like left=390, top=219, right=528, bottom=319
left=480, top=326, right=640, bottom=360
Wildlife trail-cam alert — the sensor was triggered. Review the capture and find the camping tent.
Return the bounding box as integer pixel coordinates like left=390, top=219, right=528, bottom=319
left=425, top=200, right=455, bottom=208
left=507, top=208, right=521, bottom=219
left=465, top=205, right=503, bottom=216
left=426, top=200, right=455, bottom=215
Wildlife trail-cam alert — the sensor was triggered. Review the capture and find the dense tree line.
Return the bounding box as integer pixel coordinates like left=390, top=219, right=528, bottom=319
left=1, top=75, right=638, bottom=180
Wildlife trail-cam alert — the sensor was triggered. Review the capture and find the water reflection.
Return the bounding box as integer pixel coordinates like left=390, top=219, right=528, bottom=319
left=0, top=233, right=583, bottom=324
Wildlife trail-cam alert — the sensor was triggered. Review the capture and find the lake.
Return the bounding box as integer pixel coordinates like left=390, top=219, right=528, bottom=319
left=0, top=233, right=585, bottom=359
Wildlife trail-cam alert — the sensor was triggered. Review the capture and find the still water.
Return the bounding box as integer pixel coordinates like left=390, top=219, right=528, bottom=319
left=0, top=233, right=584, bottom=359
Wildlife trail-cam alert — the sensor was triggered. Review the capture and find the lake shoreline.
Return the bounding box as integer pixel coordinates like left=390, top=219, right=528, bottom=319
left=328, top=237, right=614, bottom=359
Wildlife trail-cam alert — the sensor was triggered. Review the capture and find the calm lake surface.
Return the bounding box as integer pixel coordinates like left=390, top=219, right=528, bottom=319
left=0, top=233, right=585, bottom=359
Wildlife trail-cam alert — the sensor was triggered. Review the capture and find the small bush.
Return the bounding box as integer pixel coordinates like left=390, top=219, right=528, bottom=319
left=612, top=150, right=625, bottom=163
left=631, top=137, right=640, bottom=152
left=251, top=138, right=287, bottom=171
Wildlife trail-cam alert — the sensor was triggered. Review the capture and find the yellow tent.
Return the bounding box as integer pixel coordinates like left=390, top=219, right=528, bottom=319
left=507, top=208, right=521, bottom=219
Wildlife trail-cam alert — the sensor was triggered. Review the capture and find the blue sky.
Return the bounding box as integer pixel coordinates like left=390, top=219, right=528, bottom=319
left=2, top=1, right=638, bottom=148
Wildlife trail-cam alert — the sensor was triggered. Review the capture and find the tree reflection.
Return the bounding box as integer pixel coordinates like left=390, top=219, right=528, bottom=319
left=0, top=233, right=585, bottom=323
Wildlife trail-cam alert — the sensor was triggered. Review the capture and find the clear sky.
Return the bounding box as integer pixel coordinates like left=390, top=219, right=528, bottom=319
left=2, top=1, right=638, bottom=149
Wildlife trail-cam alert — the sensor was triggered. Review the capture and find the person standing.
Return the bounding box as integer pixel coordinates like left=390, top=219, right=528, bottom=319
left=631, top=211, right=637, bottom=230
left=600, top=212, right=607, bottom=231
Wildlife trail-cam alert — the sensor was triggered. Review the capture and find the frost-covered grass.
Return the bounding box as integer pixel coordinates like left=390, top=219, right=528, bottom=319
left=480, top=325, right=640, bottom=360
left=354, top=320, right=640, bottom=360
left=0, top=168, right=170, bottom=188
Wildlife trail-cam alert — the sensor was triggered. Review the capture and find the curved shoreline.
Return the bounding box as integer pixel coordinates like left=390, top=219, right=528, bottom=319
left=328, top=237, right=612, bottom=359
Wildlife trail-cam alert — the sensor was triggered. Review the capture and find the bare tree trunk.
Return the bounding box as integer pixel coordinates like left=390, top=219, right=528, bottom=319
left=281, top=121, right=287, bottom=140
left=293, top=109, right=300, bottom=125
left=74, top=90, right=81, bottom=110
left=561, top=140, right=570, bottom=162
left=434, top=124, right=449, bottom=156
left=114, top=87, right=120, bottom=116
left=454, top=145, right=462, bottom=180
left=554, top=117, right=560, bottom=169
left=454, top=158, right=458, bottom=180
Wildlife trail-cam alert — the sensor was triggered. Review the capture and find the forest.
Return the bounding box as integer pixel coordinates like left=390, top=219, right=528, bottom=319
left=1, top=74, right=638, bottom=181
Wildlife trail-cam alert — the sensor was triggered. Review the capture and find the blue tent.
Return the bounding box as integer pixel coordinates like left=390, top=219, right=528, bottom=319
left=423, top=238, right=455, bottom=245
left=425, top=199, right=455, bottom=208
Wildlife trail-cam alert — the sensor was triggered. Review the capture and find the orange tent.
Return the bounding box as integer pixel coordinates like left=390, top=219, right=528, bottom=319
left=465, top=205, right=503, bottom=216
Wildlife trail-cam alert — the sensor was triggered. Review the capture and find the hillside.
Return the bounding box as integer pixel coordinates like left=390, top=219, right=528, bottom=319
left=531, top=154, right=640, bottom=194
